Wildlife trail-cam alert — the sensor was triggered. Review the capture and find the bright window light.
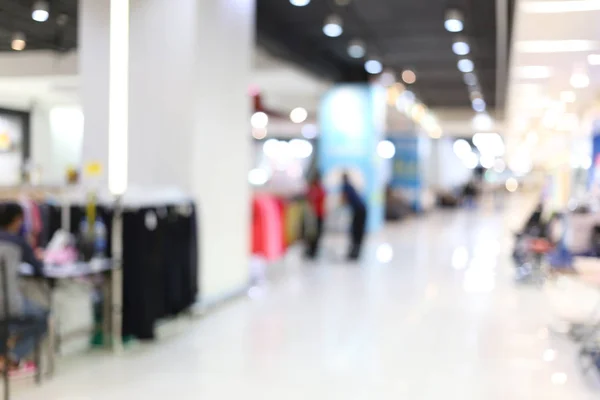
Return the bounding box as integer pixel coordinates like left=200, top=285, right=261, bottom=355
left=515, top=40, right=599, bottom=53
left=514, top=66, right=552, bottom=79
left=458, top=59, right=474, bottom=73
left=377, top=140, right=396, bottom=159
left=108, top=0, right=129, bottom=196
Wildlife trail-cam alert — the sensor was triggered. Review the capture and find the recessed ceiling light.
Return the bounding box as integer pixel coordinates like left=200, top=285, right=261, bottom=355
left=11, top=32, right=26, bottom=51
left=458, top=59, right=474, bottom=73
left=470, top=91, right=483, bottom=101
left=444, top=9, right=464, bottom=32
left=290, top=0, right=310, bottom=5
left=464, top=73, right=478, bottom=86
left=365, top=59, right=383, bottom=74
left=472, top=98, right=487, bottom=112
left=402, top=69, right=416, bottom=84
left=323, top=14, right=343, bottom=37
left=515, top=40, right=599, bottom=53
left=588, top=54, right=600, bottom=65
left=347, top=39, right=366, bottom=58
left=560, top=91, right=576, bottom=103
left=452, top=37, right=470, bottom=56
left=32, top=0, right=49, bottom=22
left=521, top=0, right=600, bottom=13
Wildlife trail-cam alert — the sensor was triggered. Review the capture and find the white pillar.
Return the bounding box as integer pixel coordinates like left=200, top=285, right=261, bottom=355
left=80, top=0, right=254, bottom=301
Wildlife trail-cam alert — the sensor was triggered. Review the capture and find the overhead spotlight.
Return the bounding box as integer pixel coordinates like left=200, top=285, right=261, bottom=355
left=365, top=59, right=383, bottom=74
left=380, top=70, right=396, bottom=87
left=445, top=9, right=464, bottom=32
left=402, top=69, right=417, bottom=84
left=323, top=14, right=343, bottom=37
left=32, top=0, right=50, bottom=22
left=470, top=90, right=483, bottom=101
left=11, top=32, right=26, bottom=51
left=290, top=0, right=310, bottom=5
left=464, top=73, right=478, bottom=86
left=452, top=36, right=470, bottom=56
left=458, top=58, right=474, bottom=73
left=570, top=70, right=590, bottom=88
left=347, top=39, right=366, bottom=58
left=290, top=107, right=308, bottom=124
left=472, top=98, right=486, bottom=112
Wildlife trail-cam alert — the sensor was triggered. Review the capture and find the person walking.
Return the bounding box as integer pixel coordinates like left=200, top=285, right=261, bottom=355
left=305, top=173, right=326, bottom=259
left=341, top=172, right=367, bottom=261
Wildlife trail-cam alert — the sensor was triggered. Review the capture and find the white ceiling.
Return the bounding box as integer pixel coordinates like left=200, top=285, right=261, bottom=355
left=506, top=0, right=600, bottom=167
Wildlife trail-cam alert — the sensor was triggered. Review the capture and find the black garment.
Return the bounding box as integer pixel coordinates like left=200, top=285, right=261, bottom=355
left=305, top=217, right=323, bottom=259
left=349, top=207, right=367, bottom=260
left=47, top=203, right=198, bottom=340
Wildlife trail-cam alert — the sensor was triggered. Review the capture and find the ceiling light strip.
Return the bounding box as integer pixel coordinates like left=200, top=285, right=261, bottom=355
left=521, top=0, right=600, bottom=13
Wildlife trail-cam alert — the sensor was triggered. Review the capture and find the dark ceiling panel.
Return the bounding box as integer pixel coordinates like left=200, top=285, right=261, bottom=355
left=0, top=0, right=77, bottom=52
left=0, top=0, right=515, bottom=110
left=257, top=0, right=512, bottom=110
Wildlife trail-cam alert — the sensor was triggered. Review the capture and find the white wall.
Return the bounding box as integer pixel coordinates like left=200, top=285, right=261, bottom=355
left=80, top=0, right=254, bottom=302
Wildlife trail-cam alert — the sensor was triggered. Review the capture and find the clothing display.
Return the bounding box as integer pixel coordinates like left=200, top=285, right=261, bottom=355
left=45, top=197, right=199, bottom=340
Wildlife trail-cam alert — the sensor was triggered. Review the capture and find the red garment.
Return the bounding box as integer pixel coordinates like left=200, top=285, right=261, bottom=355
left=307, top=184, right=326, bottom=218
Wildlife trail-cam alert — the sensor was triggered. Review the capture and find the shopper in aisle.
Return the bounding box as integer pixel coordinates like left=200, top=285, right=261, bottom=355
left=341, top=172, right=367, bottom=261
left=305, top=173, right=326, bottom=259
left=0, top=203, right=48, bottom=371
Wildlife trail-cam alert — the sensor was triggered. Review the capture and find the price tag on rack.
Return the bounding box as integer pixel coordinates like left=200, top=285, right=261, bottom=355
left=84, top=162, right=103, bottom=178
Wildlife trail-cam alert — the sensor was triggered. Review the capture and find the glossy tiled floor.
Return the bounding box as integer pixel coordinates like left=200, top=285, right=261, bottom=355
left=16, top=195, right=600, bottom=399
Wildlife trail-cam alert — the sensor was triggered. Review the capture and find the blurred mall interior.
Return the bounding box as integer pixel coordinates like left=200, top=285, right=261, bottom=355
left=1, top=0, right=600, bottom=398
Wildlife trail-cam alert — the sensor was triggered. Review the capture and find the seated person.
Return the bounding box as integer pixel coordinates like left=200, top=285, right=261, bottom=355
left=0, top=203, right=48, bottom=371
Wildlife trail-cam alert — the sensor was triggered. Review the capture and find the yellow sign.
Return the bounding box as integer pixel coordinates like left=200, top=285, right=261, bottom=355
left=84, top=162, right=102, bottom=177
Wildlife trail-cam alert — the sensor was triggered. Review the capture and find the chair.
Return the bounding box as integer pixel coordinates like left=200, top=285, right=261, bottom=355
left=0, top=243, right=43, bottom=399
